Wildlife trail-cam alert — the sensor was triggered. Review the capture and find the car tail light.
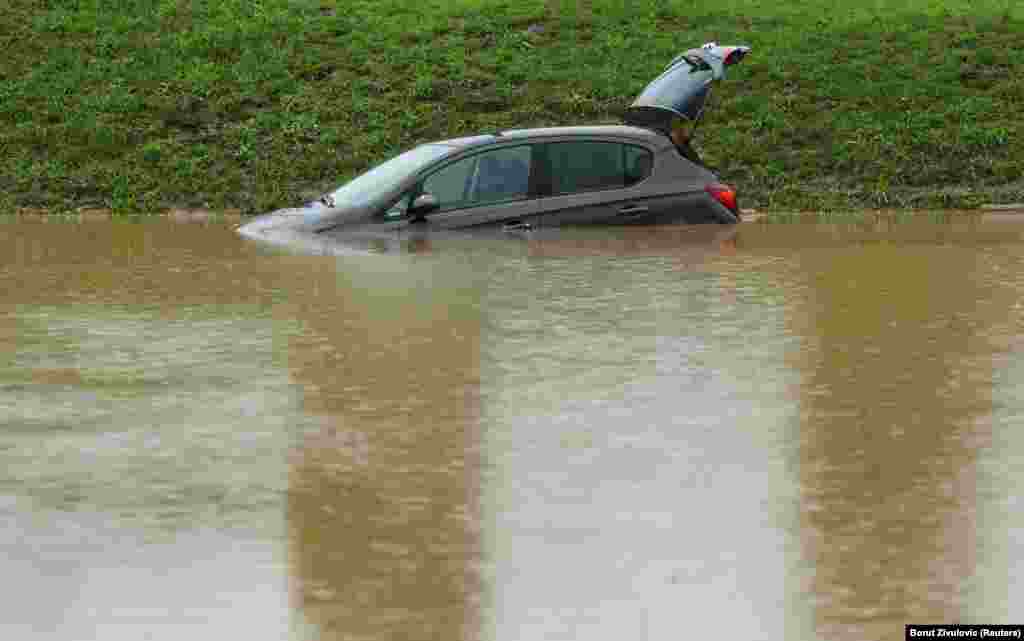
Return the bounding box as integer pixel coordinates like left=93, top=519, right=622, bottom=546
left=706, top=182, right=738, bottom=213
left=724, top=47, right=749, bottom=66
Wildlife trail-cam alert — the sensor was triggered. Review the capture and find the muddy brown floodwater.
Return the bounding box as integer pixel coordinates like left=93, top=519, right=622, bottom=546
left=1, top=215, right=1023, bottom=640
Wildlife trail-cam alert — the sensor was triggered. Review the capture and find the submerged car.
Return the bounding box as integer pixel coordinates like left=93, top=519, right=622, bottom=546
left=238, top=43, right=750, bottom=242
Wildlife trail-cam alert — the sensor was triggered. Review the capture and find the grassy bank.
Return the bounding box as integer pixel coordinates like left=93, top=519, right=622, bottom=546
left=2, top=0, right=1022, bottom=215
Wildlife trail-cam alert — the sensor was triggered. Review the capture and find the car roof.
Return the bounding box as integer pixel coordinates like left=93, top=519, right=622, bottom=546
left=431, top=124, right=670, bottom=148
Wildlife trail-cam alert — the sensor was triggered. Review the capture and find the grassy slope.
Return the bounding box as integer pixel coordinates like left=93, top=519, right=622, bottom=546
left=1, top=0, right=1021, bottom=214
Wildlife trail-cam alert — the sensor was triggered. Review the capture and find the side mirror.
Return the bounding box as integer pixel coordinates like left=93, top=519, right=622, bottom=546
left=409, top=193, right=439, bottom=218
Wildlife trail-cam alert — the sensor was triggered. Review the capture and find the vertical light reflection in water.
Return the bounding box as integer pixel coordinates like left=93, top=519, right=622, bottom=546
left=967, top=236, right=1024, bottom=621
left=478, top=228, right=805, bottom=640
left=285, top=255, right=482, bottom=640
left=790, top=229, right=998, bottom=639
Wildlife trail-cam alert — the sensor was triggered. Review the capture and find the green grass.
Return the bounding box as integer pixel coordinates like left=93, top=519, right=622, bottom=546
left=2, top=0, right=1022, bottom=214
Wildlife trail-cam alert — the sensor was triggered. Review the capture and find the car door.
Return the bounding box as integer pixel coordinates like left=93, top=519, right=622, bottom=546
left=537, top=140, right=660, bottom=226
left=409, top=144, right=541, bottom=231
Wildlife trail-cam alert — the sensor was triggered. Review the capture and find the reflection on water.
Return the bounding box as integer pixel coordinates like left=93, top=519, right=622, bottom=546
left=792, top=239, right=997, bottom=637
left=284, top=255, right=483, bottom=640
left=2, top=217, right=1024, bottom=639
left=0, top=222, right=305, bottom=639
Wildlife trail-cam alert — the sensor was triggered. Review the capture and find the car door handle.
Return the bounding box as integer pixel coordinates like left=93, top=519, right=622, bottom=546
left=617, top=205, right=649, bottom=216
left=502, top=220, right=533, bottom=232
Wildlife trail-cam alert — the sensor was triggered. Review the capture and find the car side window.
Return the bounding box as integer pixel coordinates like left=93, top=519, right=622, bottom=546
left=422, top=155, right=476, bottom=211
left=547, top=141, right=626, bottom=195
left=469, top=146, right=531, bottom=204
left=422, top=146, right=532, bottom=211
left=623, top=145, right=653, bottom=186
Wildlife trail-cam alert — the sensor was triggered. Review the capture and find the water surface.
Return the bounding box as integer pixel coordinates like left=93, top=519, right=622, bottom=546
left=2, top=216, right=1023, bottom=640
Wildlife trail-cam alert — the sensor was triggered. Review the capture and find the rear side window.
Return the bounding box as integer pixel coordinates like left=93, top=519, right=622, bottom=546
left=545, top=142, right=652, bottom=195
left=623, top=145, right=653, bottom=186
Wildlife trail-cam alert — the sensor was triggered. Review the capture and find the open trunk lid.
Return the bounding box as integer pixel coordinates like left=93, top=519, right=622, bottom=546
left=624, top=43, right=751, bottom=133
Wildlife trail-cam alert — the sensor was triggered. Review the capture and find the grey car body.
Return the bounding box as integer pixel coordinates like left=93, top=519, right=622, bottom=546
left=238, top=43, right=750, bottom=243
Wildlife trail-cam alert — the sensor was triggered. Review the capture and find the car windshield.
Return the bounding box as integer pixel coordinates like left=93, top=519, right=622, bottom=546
left=326, top=144, right=453, bottom=208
